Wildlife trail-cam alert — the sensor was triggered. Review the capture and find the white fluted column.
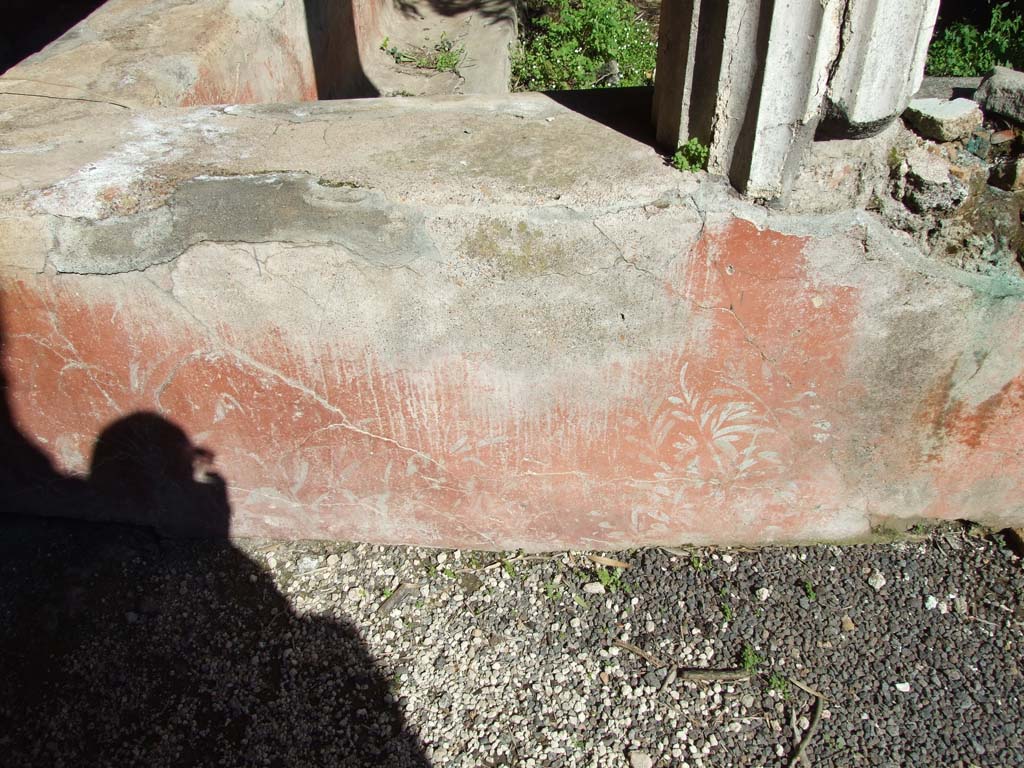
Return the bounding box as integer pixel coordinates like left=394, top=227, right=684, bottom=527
left=653, top=0, right=941, bottom=200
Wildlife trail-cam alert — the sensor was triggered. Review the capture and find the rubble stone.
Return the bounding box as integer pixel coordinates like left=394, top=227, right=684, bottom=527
left=902, top=148, right=969, bottom=213
left=976, top=66, right=1024, bottom=125
left=904, top=98, right=983, bottom=142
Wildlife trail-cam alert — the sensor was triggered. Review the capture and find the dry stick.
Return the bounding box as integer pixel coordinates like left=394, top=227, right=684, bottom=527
left=376, top=582, right=419, bottom=614
left=586, top=554, right=632, bottom=569
left=657, top=665, right=678, bottom=695
left=786, top=679, right=825, bottom=768
left=459, top=554, right=555, bottom=573
left=676, top=668, right=751, bottom=683
left=612, top=639, right=667, bottom=668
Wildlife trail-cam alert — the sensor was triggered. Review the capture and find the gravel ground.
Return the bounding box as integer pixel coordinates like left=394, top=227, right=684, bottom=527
left=1, top=516, right=1022, bottom=768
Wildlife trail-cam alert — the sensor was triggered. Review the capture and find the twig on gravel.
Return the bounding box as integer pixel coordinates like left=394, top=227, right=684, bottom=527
left=586, top=554, right=632, bottom=569
left=660, top=547, right=693, bottom=558
left=789, top=678, right=824, bottom=699
left=786, top=678, right=825, bottom=768
left=657, top=665, right=678, bottom=695
left=676, top=668, right=752, bottom=682
left=376, top=582, right=419, bottom=614
left=612, top=639, right=668, bottom=667
left=459, top=554, right=555, bottom=573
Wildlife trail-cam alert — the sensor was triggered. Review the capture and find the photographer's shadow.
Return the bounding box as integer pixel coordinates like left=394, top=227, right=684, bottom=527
left=0, top=408, right=431, bottom=766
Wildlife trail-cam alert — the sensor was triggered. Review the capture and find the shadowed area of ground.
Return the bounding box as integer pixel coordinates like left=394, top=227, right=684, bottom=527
left=0, top=513, right=431, bottom=767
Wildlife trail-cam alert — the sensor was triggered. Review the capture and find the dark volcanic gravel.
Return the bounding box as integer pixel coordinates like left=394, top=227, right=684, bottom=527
left=1, top=516, right=1021, bottom=767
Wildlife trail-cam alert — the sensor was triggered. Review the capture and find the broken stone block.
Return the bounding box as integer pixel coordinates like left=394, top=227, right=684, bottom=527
left=988, top=158, right=1024, bottom=191
left=902, top=148, right=969, bottom=214
left=976, top=66, right=1024, bottom=125
left=903, top=98, right=983, bottom=142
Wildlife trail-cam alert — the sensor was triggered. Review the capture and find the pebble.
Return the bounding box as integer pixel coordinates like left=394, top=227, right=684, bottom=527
left=5, top=525, right=1023, bottom=768
left=867, top=570, right=887, bottom=591
left=583, top=582, right=605, bottom=595
left=326, top=553, right=340, bottom=567
left=755, top=587, right=771, bottom=602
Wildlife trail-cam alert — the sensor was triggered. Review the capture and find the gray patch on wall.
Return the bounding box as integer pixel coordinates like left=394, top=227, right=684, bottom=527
left=48, top=173, right=438, bottom=274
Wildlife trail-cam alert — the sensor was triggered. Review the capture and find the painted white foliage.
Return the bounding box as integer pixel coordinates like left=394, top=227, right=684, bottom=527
left=647, top=363, right=781, bottom=484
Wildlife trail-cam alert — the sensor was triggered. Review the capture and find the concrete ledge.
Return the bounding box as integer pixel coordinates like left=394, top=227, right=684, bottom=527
left=2, top=90, right=1023, bottom=547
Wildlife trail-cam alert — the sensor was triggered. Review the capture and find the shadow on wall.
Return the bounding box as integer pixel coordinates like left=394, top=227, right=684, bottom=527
left=304, top=0, right=380, bottom=99
left=0, top=297, right=431, bottom=766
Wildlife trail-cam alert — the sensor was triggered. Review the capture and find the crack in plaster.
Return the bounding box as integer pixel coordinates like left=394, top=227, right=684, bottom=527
left=0, top=90, right=131, bottom=110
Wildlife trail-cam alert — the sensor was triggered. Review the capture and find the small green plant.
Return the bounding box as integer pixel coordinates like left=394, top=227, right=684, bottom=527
left=511, top=0, right=657, bottom=91
left=442, top=567, right=457, bottom=579
left=672, top=137, right=710, bottom=172
left=595, top=566, right=623, bottom=593
left=926, top=2, right=1024, bottom=76
left=429, top=34, right=464, bottom=72
left=690, top=555, right=706, bottom=571
left=502, top=560, right=517, bottom=579
left=543, top=581, right=562, bottom=601
left=384, top=33, right=465, bottom=73
left=572, top=593, right=589, bottom=609
left=802, top=579, right=817, bottom=602
left=720, top=586, right=734, bottom=621
left=823, top=733, right=847, bottom=752
left=740, top=644, right=763, bottom=673
left=382, top=587, right=395, bottom=599
left=768, top=673, right=790, bottom=699
left=887, top=146, right=904, bottom=172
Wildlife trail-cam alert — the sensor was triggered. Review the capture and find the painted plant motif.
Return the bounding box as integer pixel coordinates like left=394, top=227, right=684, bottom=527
left=627, top=362, right=781, bottom=491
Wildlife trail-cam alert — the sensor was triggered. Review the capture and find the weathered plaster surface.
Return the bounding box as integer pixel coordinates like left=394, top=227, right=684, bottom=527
left=2, top=90, right=1022, bottom=547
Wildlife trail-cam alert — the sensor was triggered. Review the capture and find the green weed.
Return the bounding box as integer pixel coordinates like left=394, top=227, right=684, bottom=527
left=511, top=0, right=657, bottom=91
left=768, top=673, right=790, bottom=699
left=802, top=580, right=817, bottom=602
left=927, top=2, right=1024, bottom=76
left=595, top=566, right=623, bottom=593
left=383, top=33, right=465, bottom=73
left=672, top=137, right=710, bottom=172
left=740, top=644, right=763, bottom=673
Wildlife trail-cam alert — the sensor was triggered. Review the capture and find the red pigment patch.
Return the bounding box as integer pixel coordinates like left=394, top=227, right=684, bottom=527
left=2, top=220, right=865, bottom=546
left=181, top=65, right=258, bottom=107
left=916, top=367, right=1024, bottom=520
